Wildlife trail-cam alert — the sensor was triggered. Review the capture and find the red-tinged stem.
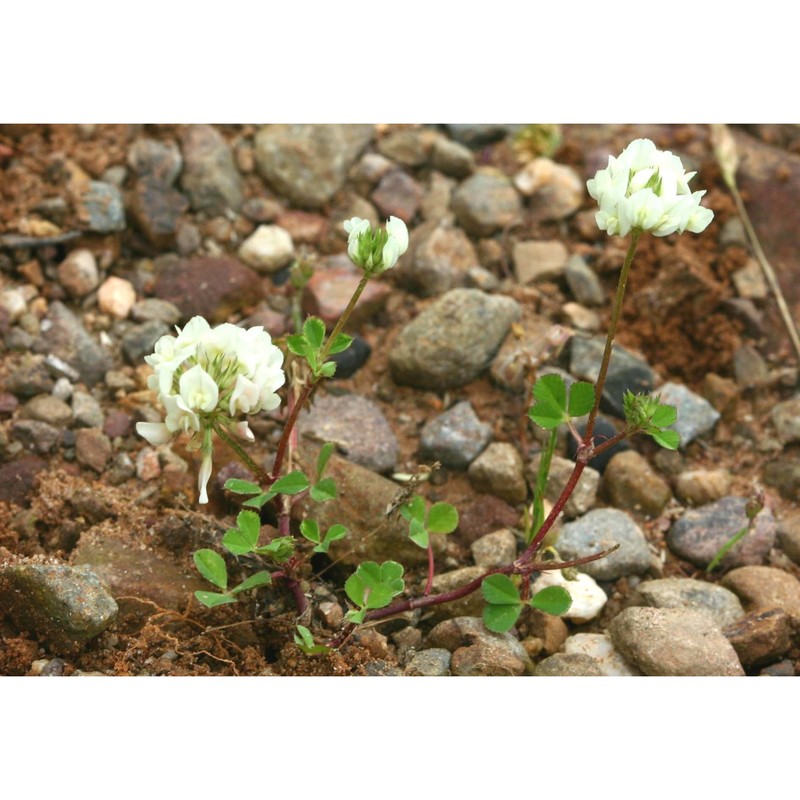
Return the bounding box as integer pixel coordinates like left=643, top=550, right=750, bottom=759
left=424, top=540, right=435, bottom=596
left=590, top=429, right=629, bottom=460
left=270, top=381, right=315, bottom=483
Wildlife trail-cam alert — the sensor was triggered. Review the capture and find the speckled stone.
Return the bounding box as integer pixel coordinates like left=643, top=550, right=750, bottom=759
left=19, top=395, right=72, bottom=428
left=371, top=169, right=423, bottom=222
left=723, top=608, right=793, bottom=669
left=0, top=564, right=117, bottom=652
left=121, top=321, right=170, bottom=365
left=527, top=454, right=599, bottom=518
left=608, top=607, right=745, bottom=676
left=557, top=508, right=652, bottom=580
left=562, top=632, right=640, bottom=675
left=75, top=428, right=112, bottom=472
left=667, top=496, right=776, bottom=570
left=468, top=442, right=527, bottom=504
left=721, top=566, right=800, bottom=629
left=419, top=401, right=492, bottom=470
left=451, top=170, right=522, bottom=236
left=602, top=450, right=672, bottom=517
left=470, top=529, right=517, bottom=569
left=180, top=124, right=243, bottom=214
left=77, top=181, right=126, bottom=232
left=404, top=648, right=451, bottom=676
left=534, top=652, right=605, bottom=676
left=657, top=382, right=721, bottom=447
left=72, top=390, right=105, bottom=428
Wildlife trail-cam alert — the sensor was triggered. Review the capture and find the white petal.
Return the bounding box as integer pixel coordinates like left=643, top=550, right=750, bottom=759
left=136, top=421, right=172, bottom=446
left=198, top=450, right=213, bottom=504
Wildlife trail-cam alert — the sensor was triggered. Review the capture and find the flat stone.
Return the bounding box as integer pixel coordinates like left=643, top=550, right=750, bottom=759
left=733, top=344, right=769, bottom=388
left=557, top=508, right=652, bottom=580
left=527, top=454, right=599, bottom=518
left=419, top=400, right=491, bottom=470
left=20, top=395, right=72, bottom=428
left=430, top=136, right=474, bottom=178
left=534, top=653, right=605, bottom=676
left=667, top=496, right=776, bottom=570
left=631, top=577, right=745, bottom=629
left=254, top=124, right=373, bottom=209
left=771, top=395, right=800, bottom=444
left=0, top=563, right=117, bottom=653
left=723, top=608, right=792, bottom=669
left=732, top=258, right=768, bottom=299
left=657, top=382, right=721, bottom=447
left=376, top=129, right=433, bottom=167
left=11, top=419, right=61, bottom=454
left=121, top=320, right=170, bottom=365
left=302, top=266, right=390, bottom=330
left=468, top=442, right=527, bottom=504
left=404, top=648, right=451, bottom=676
left=390, top=288, right=520, bottom=390
left=470, top=528, right=517, bottom=569
left=513, top=240, right=569, bottom=284
left=98, top=276, right=137, bottom=319
left=531, top=570, right=607, bottom=623
left=180, top=124, right=243, bottom=214
left=609, top=607, right=744, bottom=676
left=561, top=302, right=601, bottom=332
left=602, top=450, right=672, bottom=517
left=238, top=225, right=294, bottom=274
left=76, top=181, right=126, bottom=232
left=75, top=428, right=112, bottom=473
left=721, top=566, right=800, bottom=629
left=72, top=390, right=105, bottom=428
left=274, top=210, right=328, bottom=244
left=129, top=177, right=189, bottom=248
left=456, top=494, right=520, bottom=546
left=674, top=469, right=733, bottom=506
left=562, top=632, right=640, bottom=675
left=564, top=255, right=605, bottom=306
left=452, top=170, right=522, bottom=236
left=131, top=298, right=182, bottom=326
left=57, top=249, right=99, bottom=298
left=370, top=170, right=423, bottom=222
left=296, top=393, right=398, bottom=474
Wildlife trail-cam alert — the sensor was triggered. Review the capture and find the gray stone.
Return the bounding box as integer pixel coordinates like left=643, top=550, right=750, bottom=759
left=0, top=563, right=117, bottom=652
left=608, top=607, right=744, bottom=676
left=370, top=169, right=423, bottom=223
left=513, top=240, right=569, bottom=284
left=180, top=125, right=243, bottom=214
left=557, top=508, right=651, bottom=580
left=731, top=258, right=768, bottom=299
left=77, top=181, right=126, bottom=232
left=430, top=136, right=474, bottom=178
left=419, top=401, right=491, bottom=470
left=121, top=321, right=170, bottom=365
left=602, top=450, right=672, bottom=517
left=562, top=302, right=600, bottom=332
left=527, top=454, right=599, bottom=518
left=721, top=566, right=800, bottom=629
left=564, top=255, right=605, bottom=306
left=376, top=128, right=433, bottom=167
left=471, top=529, right=517, bottom=569
left=562, top=632, right=640, bottom=675
left=131, top=298, right=182, bottom=326
left=667, top=496, right=776, bottom=570
left=254, top=124, right=373, bottom=209
left=657, top=382, right=720, bottom=447
left=777, top=514, right=800, bottom=565
left=428, top=567, right=486, bottom=621
left=733, top=344, right=769, bottom=387
left=7, top=355, right=56, bottom=397
left=771, top=395, right=800, bottom=444
left=10, top=419, right=61, bottom=454
left=404, top=648, right=451, bottom=676
left=534, top=652, right=605, bottom=676
left=127, top=138, right=182, bottom=184
left=420, top=171, right=456, bottom=223
left=129, top=178, right=189, bottom=248
left=389, top=288, right=520, bottom=390
left=468, top=442, right=527, bottom=504
left=452, top=170, right=522, bottom=236
left=296, top=393, right=398, bottom=474
left=631, top=577, right=745, bottom=629
left=39, top=301, right=113, bottom=387
left=72, top=390, right=105, bottom=429
left=20, top=395, right=72, bottom=428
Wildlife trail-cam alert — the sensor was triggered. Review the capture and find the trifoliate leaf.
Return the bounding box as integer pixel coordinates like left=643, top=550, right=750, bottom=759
left=310, top=477, right=337, bottom=503
left=530, top=584, right=572, bottom=615
left=483, top=603, right=522, bottom=633
left=302, top=317, right=326, bottom=351
left=481, top=574, right=521, bottom=606
left=272, top=471, right=310, bottom=495
left=408, top=518, right=429, bottom=549
left=317, top=524, right=347, bottom=553
left=286, top=334, right=308, bottom=357
left=427, top=502, right=458, bottom=534
left=319, top=362, right=337, bottom=378
left=299, top=519, right=321, bottom=544
left=193, top=549, right=228, bottom=590
left=568, top=381, right=595, bottom=418
left=231, top=571, right=272, bottom=594
left=529, top=373, right=568, bottom=429
left=651, top=428, right=680, bottom=450
left=327, top=333, right=353, bottom=355
left=651, top=403, right=677, bottom=428
left=345, top=560, right=404, bottom=610
left=195, top=590, right=236, bottom=608
left=316, top=442, right=335, bottom=480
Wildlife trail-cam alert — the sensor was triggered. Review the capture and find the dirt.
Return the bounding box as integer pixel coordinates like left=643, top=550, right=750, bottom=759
left=1, top=123, right=798, bottom=676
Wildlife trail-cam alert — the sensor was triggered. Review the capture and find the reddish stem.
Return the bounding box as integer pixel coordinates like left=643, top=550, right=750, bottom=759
left=424, top=540, right=435, bottom=596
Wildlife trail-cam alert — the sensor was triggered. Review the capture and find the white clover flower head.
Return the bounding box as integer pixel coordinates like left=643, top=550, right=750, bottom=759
left=135, top=316, right=286, bottom=504
left=343, top=216, right=409, bottom=275
left=587, top=138, right=714, bottom=238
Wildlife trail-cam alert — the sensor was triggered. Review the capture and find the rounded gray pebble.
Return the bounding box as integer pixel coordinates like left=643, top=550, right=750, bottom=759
left=419, top=401, right=491, bottom=470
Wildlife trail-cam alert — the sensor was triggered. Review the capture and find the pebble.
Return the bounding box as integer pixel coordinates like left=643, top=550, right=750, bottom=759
left=57, top=249, right=99, bottom=298
left=136, top=447, right=162, bottom=481
left=561, top=302, right=600, bottom=332
left=11, top=419, right=61, bottom=454
left=419, top=400, right=492, bottom=470
left=254, top=124, right=373, bottom=209
left=327, top=334, right=371, bottom=380
left=0, top=287, right=27, bottom=321
left=534, top=652, right=605, bottom=676
left=771, top=395, right=800, bottom=444
left=776, top=513, right=800, bottom=565
left=175, top=220, right=202, bottom=255
left=274, top=210, right=328, bottom=244
left=75, top=428, right=112, bottom=472
left=98, top=276, right=137, bottom=319
left=456, top=494, right=520, bottom=546
left=72, top=390, right=105, bottom=428
left=370, top=170, right=423, bottom=222
left=760, top=660, right=795, bottom=676
left=731, top=258, right=768, bottom=299
left=127, top=138, right=182, bottom=184
left=399, top=221, right=477, bottom=297
left=352, top=152, right=395, bottom=188
left=733, top=344, right=769, bottom=387
left=302, top=266, right=390, bottom=330
left=513, top=240, right=569, bottom=284
left=404, top=648, right=451, bottom=676
left=666, top=496, right=776, bottom=570
left=390, top=288, right=521, bottom=390
left=656, top=382, right=721, bottom=447
left=451, top=170, right=522, bottom=236
left=7, top=355, right=55, bottom=398
left=179, top=124, right=243, bottom=214
left=0, top=455, right=46, bottom=505
left=52, top=377, right=73, bottom=403
left=608, top=607, right=745, bottom=676
left=723, top=608, right=792, bottom=669
left=513, top=158, right=584, bottom=221
left=0, top=392, right=19, bottom=414
left=129, top=178, right=189, bottom=247
left=425, top=616, right=532, bottom=676
left=445, top=124, right=521, bottom=147
left=376, top=128, right=433, bottom=167
left=471, top=529, right=517, bottom=568
left=121, top=320, right=170, bottom=365
left=428, top=567, right=485, bottom=621
left=531, top=569, right=608, bottom=623
left=719, top=216, right=747, bottom=247
left=468, top=442, right=527, bottom=504
left=721, top=566, right=800, bottom=628
left=237, top=225, right=295, bottom=273
left=0, top=563, right=117, bottom=652
left=763, top=456, right=800, bottom=501
left=631, top=577, right=745, bottom=629
left=103, top=409, right=133, bottom=438
left=522, top=608, right=568, bottom=655
left=674, top=468, right=732, bottom=506
left=153, top=256, right=262, bottom=324
left=77, top=181, right=126, bottom=232
left=430, top=136, right=474, bottom=178
left=569, top=335, right=655, bottom=419
left=562, top=632, right=640, bottom=675
left=527, top=454, right=600, bottom=518
left=39, top=301, right=113, bottom=387
left=20, top=394, right=72, bottom=428
left=131, top=298, right=182, bottom=326
left=564, top=254, right=605, bottom=306
left=557, top=508, right=652, bottom=580
left=602, top=450, right=672, bottom=517
left=296, top=393, right=398, bottom=474
left=420, top=171, right=456, bottom=223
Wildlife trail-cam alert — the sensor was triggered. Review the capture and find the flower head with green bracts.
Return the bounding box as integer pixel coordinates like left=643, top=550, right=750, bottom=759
left=136, top=316, right=285, bottom=504
left=587, top=138, right=714, bottom=237
left=344, top=215, right=409, bottom=275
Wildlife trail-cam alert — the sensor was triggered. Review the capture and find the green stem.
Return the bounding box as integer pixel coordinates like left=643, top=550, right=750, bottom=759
left=585, top=229, right=641, bottom=442
left=318, top=275, right=369, bottom=364
left=213, top=422, right=269, bottom=483
left=528, top=428, right=558, bottom=544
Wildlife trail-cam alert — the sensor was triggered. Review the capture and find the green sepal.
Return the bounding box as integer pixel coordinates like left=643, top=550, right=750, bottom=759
left=319, top=361, right=337, bottom=378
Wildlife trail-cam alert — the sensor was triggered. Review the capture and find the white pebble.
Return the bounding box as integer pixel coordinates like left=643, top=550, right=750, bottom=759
left=98, top=276, right=137, bottom=319
left=238, top=225, right=294, bottom=273
left=532, top=569, right=607, bottom=623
